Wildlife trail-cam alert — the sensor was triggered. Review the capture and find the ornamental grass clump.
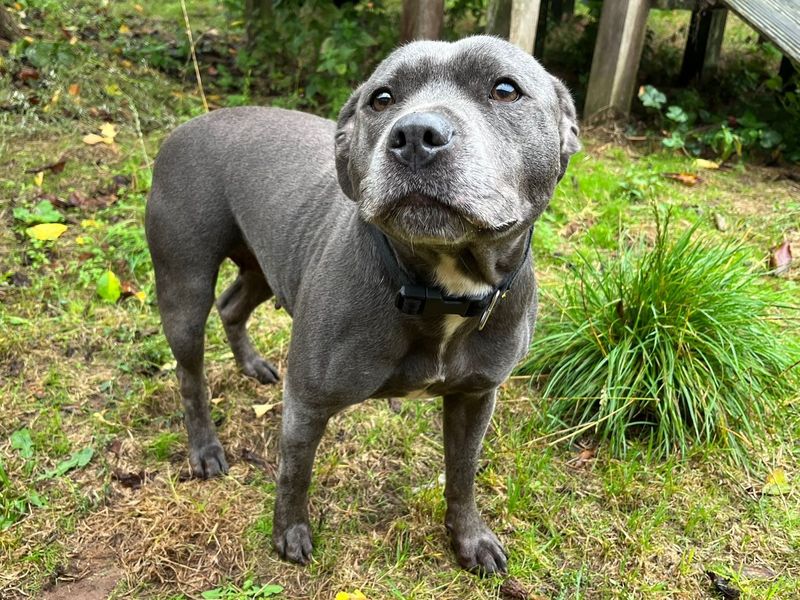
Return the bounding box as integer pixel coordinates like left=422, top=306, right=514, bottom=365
left=520, top=212, right=798, bottom=459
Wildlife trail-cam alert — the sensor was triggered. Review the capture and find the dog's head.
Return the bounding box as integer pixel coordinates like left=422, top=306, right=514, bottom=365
left=334, top=36, right=579, bottom=246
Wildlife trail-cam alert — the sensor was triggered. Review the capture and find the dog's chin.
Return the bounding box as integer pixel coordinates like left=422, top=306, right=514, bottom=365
left=365, top=193, right=519, bottom=246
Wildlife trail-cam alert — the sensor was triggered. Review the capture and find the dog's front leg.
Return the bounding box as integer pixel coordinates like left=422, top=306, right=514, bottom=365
left=272, top=386, right=333, bottom=565
left=443, top=389, right=507, bottom=574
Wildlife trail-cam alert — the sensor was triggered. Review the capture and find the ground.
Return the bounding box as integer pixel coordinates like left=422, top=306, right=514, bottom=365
left=1, top=2, right=799, bottom=599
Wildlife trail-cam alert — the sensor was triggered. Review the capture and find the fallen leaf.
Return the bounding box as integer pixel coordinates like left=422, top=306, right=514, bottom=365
left=119, top=281, right=140, bottom=300
left=25, top=157, right=67, bottom=174
left=241, top=448, right=269, bottom=470
left=768, top=241, right=792, bottom=275
left=662, top=172, right=703, bottom=186
left=92, top=411, right=117, bottom=427
left=97, top=270, right=122, bottom=303
left=762, top=468, right=790, bottom=496
left=706, top=571, right=740, bottom=599
left=567, top=446, right=597, bottom=469
left=335, top=591, right=367, bottom=600
left=17, top=66, right=39, bottom=82
left=118, top=23, right=131, bottom=35
left=739, top=565, right=776, bottom=580
left=112, top=469, right=153, bottom=490
left=500, top=577, right=532, bottom=599
left=134, top=3, right=144, bottom=12
left=694, top=158, right=720, bottom=170
left=100, top=122, right=117, bottom=139
left=81, top=218, right=102, bottom=228
left=68, top=83, right=80, bottom=96
left=134, top=290, right=146, bottom=303
left=252, top=403, right=275, bottom=418
left=26, top=223, right=67, bottom=241
left=82, top=133, right=109, bottom=145
left=41, top=447, right=94, bottom=479
left=713, top=213, right=728, bottom=232
left=33, top=171, right=43, bottom=186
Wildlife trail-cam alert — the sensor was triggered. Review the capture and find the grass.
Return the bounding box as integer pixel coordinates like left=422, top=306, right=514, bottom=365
left=1, top=1, right=799, bottom=599
left=519, top=209, right=799, bottom=460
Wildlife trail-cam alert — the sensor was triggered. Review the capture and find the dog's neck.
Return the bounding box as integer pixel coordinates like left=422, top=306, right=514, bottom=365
left=382, top=228, right=532, bottom=299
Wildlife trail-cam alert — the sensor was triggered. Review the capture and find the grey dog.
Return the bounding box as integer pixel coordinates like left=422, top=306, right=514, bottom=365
left=145, top=35, right=579, bottom=574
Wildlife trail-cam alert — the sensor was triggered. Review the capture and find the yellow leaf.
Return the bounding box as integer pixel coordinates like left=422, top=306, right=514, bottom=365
left=252, top=403, right=275, bottom=418
left=24, top=35, right=34, bottom=43
left=92, top=412, right=117, bottom=427
left=763, top=468, right=790, bottom=495
left=134, top=291, right=146, bottom=303
left=26, top=223, right=67, bottom=241
left=83, top=133, right=106, bottom=145
left=134, top=3, right=144, bottom=12
left=75, top=235, right=89, bottom=245
left=43, top=88, right=61, bottom=112
left=33, top=171, right=44, bottom=186
left=81, top=219, right=101, bottom=228
left=120, top=59, right=133, bottom=69
left=100, top=122, right=117, bottom=139
left=105, top=83, right=122, bottom=96
left=68, top=83, right=80, bottom=96
left=693, top=158, right=720, bottom=170
left=334, top=591, right=366, bottom=600
left=119, top=23, right=131, bottom=34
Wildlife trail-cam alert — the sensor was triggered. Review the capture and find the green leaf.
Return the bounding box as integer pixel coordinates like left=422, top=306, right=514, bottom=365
left=259, top=584, right=284, bottom=596
left=666, top=105, right=688, bottom=124
left=201, top=590, right=223, bottom=599
left=97, top=270, right=122, bottom=303
left=10, top=429, right=34, bottom=459
left=13, top=200, right=64, bottom=225
left=42, top=446, right=93, bottom=479
left=639, top=85, right=666, bottom=110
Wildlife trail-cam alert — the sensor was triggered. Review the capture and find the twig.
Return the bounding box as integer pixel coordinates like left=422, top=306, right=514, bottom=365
left=179, top=0, right=208, bottom=112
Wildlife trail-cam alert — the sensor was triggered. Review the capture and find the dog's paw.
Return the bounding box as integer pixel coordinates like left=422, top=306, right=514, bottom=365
left=242, top=356, right=280, bottom=385
left=189, top=442, right=229, bottom=479
left=450, top=523, right=507, bottom=575
left=273, top=522, right=313, bottom=565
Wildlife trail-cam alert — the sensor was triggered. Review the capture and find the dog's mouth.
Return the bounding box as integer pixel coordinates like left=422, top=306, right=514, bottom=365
left=385, top=192, right=519, bottom=235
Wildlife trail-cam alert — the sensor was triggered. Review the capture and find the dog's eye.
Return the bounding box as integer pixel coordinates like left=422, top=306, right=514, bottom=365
left=370, top=89, right=395, bottom=112
left=491, top=80, right=521, bottom=103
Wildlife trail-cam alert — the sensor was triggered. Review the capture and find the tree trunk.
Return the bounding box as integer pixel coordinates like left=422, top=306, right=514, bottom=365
left=0, top=5, right=22, bottom=42
left=401, top=0, right=444, bottom=42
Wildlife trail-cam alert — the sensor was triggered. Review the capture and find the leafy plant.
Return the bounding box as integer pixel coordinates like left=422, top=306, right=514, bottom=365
left=517, top=210, right=799, bottom=459
left=202, top=578, right=283, bottom=599
left=13, top=200, right=63, bottom=225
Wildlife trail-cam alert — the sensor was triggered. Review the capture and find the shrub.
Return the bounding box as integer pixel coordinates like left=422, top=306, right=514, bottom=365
left=518, top=211, right=799, bottom=459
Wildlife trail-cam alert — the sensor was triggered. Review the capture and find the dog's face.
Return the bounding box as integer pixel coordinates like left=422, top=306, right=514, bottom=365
left=335, top=36, right=580, bottom=246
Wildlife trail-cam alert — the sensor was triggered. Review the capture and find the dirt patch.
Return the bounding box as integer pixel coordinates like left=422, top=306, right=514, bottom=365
left=42, top=560, right=122, bottom=600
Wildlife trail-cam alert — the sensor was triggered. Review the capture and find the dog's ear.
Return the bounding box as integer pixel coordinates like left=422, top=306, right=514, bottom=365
left=335, top=85, right=363, bottom=200
left=551, top=77, right=580, bottom=182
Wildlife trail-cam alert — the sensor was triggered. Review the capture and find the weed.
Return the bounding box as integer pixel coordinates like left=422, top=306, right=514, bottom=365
left=518, top=209, right=799, bottom=459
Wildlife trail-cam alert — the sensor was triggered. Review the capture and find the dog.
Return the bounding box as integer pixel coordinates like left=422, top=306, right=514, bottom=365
left=145, top=35, right=579, bottom=574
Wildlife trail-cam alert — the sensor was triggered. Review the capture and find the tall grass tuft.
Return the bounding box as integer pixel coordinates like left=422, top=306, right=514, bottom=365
left=519, top=211, right=799, bottom=459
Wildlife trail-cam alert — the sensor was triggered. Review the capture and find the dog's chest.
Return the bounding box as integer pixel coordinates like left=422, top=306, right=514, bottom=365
left=372, top=314, right=507, bottom=399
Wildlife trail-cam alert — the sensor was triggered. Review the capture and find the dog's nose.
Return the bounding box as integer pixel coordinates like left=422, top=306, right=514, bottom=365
left=387, top=112, right=454, bottom=170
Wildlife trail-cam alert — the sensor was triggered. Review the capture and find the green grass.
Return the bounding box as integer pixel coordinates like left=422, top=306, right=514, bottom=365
left=1, top=1, right=799, bottom=599
left=519, top=209, right=799, bottom=459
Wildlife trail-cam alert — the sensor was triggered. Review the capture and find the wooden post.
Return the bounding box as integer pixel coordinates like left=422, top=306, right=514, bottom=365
left=487, top=0, right=512, bottom=38
left=401, top=0, right=444, bottom=42
left=679, top=7, right=728, bottom=84
left=584, top=0, right=650, bottom=122
left=510, top=0, right=542, bottom=54
left=533, top=0, right=550, bottom=58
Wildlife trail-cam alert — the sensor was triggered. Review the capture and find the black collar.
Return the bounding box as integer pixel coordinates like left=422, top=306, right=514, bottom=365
left=367, top=225, right=533, bottom=330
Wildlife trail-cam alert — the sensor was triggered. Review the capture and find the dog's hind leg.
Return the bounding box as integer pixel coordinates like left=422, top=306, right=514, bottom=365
left=155, top=264, right=229, bottom=478
left=217, top=254, right=280, bottom=384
